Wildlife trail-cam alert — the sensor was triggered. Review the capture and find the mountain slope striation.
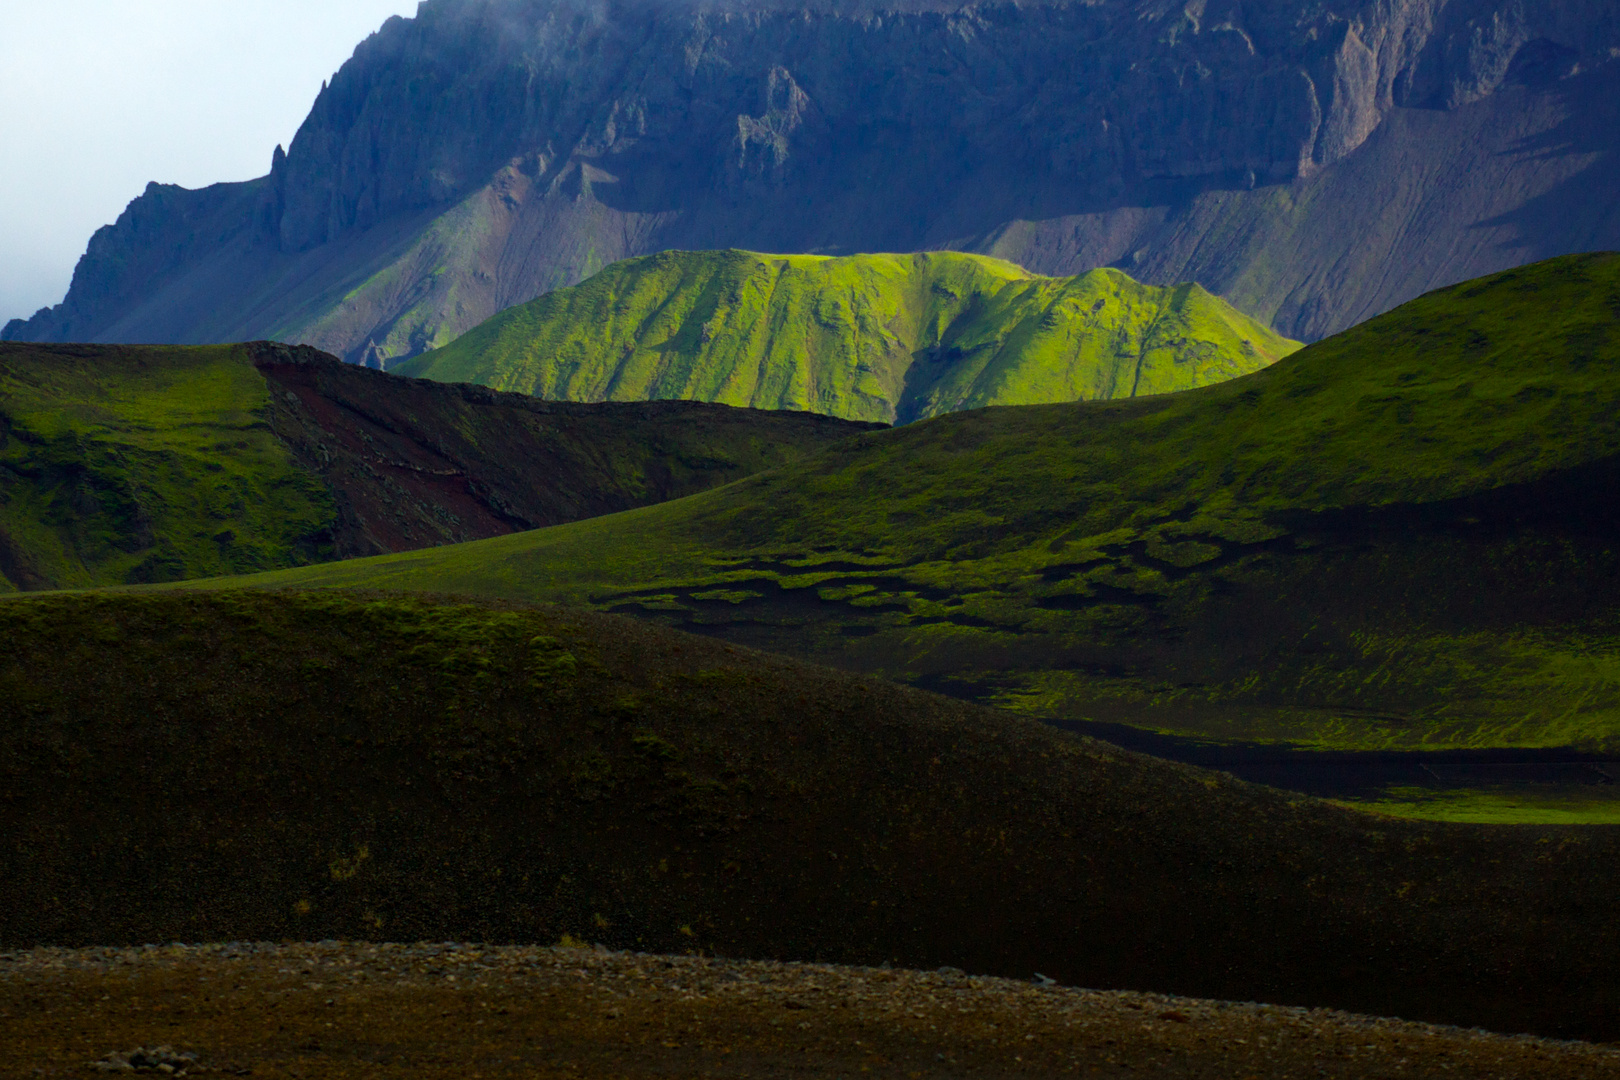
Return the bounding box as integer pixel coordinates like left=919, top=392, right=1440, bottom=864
left=398, top=249, right=1299, bottom=423
left=5, top=0, right=1618, bottom=357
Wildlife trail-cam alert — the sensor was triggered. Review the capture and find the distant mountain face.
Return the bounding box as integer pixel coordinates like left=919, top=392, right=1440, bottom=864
left=0, top=340, right=873, bottom=590
left=398, top=250, right=1300, bottom=423
left=5, top=0, right=1618, bottom=359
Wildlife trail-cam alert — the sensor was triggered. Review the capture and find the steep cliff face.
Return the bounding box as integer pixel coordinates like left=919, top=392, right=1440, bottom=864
left=7, top=0, right=1618, bottom=354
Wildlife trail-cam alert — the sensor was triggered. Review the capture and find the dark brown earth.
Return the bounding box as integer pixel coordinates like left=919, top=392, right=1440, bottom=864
left=4, top=943, right=1617, bottom=1079
left=249, top=341, right=882, bottom=557
left=7, top=591, right=1620, bottom=1044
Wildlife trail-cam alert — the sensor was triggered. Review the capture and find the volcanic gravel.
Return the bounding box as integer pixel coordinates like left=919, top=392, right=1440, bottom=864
left=2, top=942, right=1616, bottom=1077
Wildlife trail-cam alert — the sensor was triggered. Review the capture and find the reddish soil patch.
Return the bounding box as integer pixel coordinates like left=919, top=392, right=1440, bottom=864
left=249, top=341, right=879, bottom=556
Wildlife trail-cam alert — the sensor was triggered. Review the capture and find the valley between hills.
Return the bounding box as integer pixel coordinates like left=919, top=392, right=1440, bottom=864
left=6, top=0, right=1620, bottom=1054
left=4, top=256, right=1620, bottom=1080
left=204, top=254, right=1620, bottom=766
left=5, top=239, right=1620, bottom=1070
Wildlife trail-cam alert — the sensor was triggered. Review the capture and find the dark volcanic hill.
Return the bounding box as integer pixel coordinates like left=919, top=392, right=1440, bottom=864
left=7, top=589, right=1620, bottom=1041
left=0, top=341, right=873, bottom=590
left=6, top=0, right=1618, bottom=359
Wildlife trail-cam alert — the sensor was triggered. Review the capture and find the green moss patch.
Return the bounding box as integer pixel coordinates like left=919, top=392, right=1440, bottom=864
left=398, top=249, right=1299, bottom=423
left=0, top=343, right=336, bottom=589
left=1339, top=786, right=1620, bottom=825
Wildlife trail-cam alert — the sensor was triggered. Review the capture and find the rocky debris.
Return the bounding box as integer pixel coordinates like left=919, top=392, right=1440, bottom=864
left=5, top=942, right=1619, bottom=1078
left=88, top=1046, right=201, bottom=1073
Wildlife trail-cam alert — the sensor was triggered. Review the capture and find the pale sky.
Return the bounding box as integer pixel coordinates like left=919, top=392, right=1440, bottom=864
left=0, top=1, right=422, bottom=326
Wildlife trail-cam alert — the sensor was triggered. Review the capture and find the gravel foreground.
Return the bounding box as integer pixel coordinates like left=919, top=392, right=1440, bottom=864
left=2, top=942, right=1616, bottom=1078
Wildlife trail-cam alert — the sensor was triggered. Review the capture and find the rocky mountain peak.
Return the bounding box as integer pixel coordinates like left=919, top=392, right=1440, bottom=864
left=7, top=0, right=1616, bottom=354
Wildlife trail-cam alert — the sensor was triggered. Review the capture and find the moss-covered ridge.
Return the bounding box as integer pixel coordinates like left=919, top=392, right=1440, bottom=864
left=0, top=342, right=875, bottom=590
left=7, top=589, right=1620, bottom=1040
left=397, top=249, right=1300, bottom=423
left=0, top=344, right=336, bottom=591
left=228, top=254, right=1620, bottom=752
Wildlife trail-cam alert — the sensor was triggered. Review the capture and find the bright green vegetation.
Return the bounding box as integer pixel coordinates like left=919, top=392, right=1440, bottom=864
left=398, top=250, right=1299, bottom=423
left=0, top=341, right=874, bottom=591
left=7, top=590, right=1620, bottom=1041
left=221, top=254, right=1620, bottom=754
left=0, top=344, right=335, bottom=590
left=1341, top=788, right=1620, bottom=825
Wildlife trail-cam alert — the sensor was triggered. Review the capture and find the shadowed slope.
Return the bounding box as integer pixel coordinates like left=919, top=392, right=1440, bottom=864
left=226, top=254, right=1620, bottom=752
left=5, top=590, right=1620, bottom=1041
left=0, top=342, right=875, bottom=590
left=398, top=250, right=1299, bottom=423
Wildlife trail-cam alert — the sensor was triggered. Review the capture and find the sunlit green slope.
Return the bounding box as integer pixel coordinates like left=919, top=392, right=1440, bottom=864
left=0, top=342, right=875, bottom=591
left=0, top=344, right=336, bottom=590
left=396, top=250, right=1300, bottom=422
left=214, top=254, right=1620, bottom=751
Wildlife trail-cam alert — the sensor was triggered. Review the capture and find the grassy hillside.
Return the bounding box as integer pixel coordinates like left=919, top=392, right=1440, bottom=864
left=397, top=250, right=1300, bottom=423
left=0, top=342, right=874, bottom=590
left=0, top=344, right=336, bottom=590
left=229, top=254, right=1620, bottom=754
left=6, top=589, right=1620, bottom=1041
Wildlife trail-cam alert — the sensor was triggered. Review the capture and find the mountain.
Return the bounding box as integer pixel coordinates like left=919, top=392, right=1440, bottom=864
left=0, top=340, right=874, bottom=590
left=397, top=249, right=1299, bottom=424
left=6, top=588, right=1620, bottom=1040
left=222, top=254, right=1620, bottom=753
left=6, top=0, right=1618, bottom=360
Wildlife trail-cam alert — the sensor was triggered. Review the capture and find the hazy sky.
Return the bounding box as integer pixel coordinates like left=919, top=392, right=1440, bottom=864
left=0, top=1, right=421, bottom=325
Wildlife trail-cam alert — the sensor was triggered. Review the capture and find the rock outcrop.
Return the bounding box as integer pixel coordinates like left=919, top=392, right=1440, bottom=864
left=6, top=0, right=1618, bottom=354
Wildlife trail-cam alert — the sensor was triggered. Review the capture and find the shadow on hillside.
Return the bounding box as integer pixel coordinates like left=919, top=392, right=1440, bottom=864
left=1478, top=65, right=1620, bottom=259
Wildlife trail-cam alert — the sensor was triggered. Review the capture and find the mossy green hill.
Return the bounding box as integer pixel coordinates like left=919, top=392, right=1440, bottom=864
left=0, top=342, right=872, bottom=591
left=228, top=254, right=1620, bottom=753
left=396, top=250, right=1300, bottom=423
left=6, top=589, right=1620, bottom=1040
left=0, top=344, right=334, bottom=590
